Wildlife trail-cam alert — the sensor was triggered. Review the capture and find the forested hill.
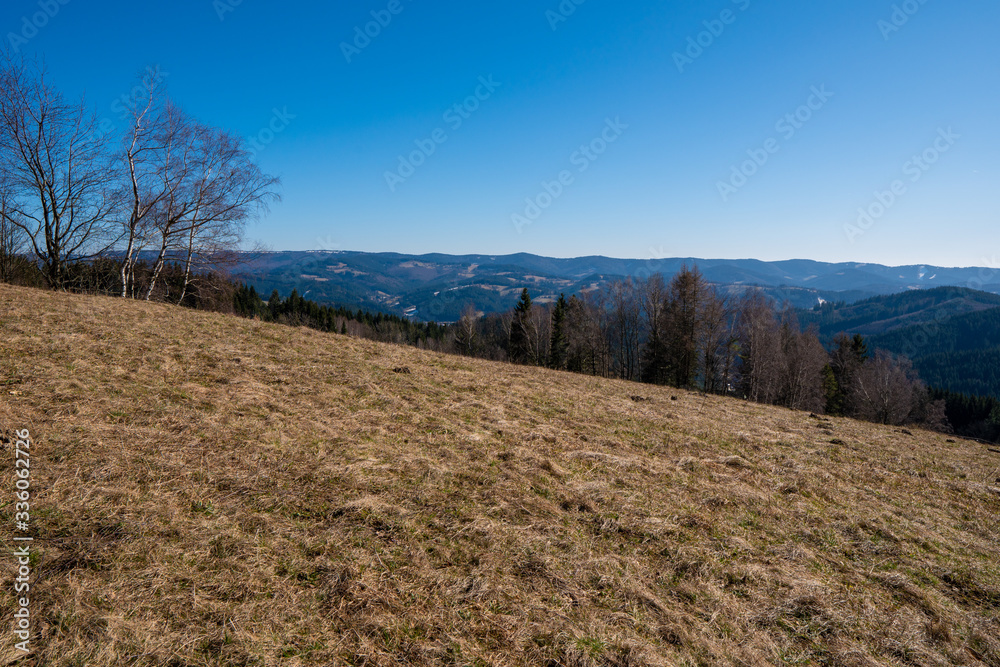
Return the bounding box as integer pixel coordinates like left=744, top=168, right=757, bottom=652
left=869, top=308, right=1000, bottom=398
left=234, top=251, right=1000, bottom=321
left=799, top=287, right=1000, bottom=399
left=798, top=286, right=1000, bottom=338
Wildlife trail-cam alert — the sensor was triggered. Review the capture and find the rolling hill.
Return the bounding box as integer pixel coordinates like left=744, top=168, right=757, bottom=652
left=800, top=287, right=1000, bottom=398
left=1, top=283, right=999, bottom=666
left=869, top=308, right=1000, bottom=398
left=233, top=252, right=1000, bottom=321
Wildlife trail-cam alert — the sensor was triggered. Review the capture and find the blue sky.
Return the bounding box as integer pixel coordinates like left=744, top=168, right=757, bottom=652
left=4, top=0, right=998, bottom=266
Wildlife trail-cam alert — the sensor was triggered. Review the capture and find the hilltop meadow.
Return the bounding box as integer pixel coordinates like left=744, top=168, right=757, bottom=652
left=1, top=283, right=999, bottom=666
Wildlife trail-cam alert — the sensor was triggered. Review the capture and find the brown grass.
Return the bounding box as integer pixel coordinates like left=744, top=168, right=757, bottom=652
left=1, top=283, right=999, bottom=666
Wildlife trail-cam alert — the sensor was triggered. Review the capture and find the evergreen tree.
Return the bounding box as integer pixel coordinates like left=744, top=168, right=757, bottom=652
left=822, top=363, right=843, bottom=415
left=665, top=265, right=708, bottom=387
left=509, top=288, right=536, bottom=364
left=549, top=294, right=569, bottom=369
left=268, top=289, right=281, bottom=320
left=826, top=333, right=869, bottom=415
left=850, top=333, right=870, bottom=362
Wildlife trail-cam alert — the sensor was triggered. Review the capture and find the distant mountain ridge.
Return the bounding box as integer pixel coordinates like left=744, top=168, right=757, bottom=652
left=233, top=251, right=1000, bottom=322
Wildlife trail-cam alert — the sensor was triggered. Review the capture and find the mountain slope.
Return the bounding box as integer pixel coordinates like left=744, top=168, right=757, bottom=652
left=868, top=307, right=1000, bottom=397
left=799, top=287, right=1000, bottom=397
left=800, top=287, right=1000, bottom=338
left=1, top=284, right=999, bottom=666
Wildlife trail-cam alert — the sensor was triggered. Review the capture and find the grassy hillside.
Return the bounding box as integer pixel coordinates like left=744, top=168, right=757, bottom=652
left=1, top=284, right=999, bottom=667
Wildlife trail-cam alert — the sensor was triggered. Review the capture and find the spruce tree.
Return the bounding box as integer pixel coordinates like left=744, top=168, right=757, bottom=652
left=268, top=289, right=281, bottom=321
left=822, top=363, right=843, bottom=415
left=509, top=288, right=536, bottom=364
left=549, top=294, right=569, bottom=370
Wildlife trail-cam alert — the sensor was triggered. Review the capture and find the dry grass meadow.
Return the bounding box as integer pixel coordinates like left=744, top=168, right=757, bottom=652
left=1, top=282, right=999, bottom=666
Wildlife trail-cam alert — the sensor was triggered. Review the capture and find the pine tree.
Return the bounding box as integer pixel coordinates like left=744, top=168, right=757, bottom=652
left=509, top=288, right=536, bottom=364
left=822, top=363, right=843, bottom=415
left=826, top=333, right=869, bottom=416
left=665, top=265, right=707, bottom=387
left=549, top=294, right=569, bottom=370
left=990, top=402, right=1000, bottom=427
left=850, top=333, right=869, bottom=362
left=268, top=289, right=281, bottom=320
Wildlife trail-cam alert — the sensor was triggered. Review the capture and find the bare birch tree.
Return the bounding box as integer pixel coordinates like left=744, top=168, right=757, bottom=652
left=777, top=311, right=828, bottom=412
left=0, top=179, right=27, bottom=283
left=455, top=303, right=479, bottom=356
left=850, top=350, right=920, bottom=425
left=141, top=104, right=279, bottom=301
left=608, top=278, right=641, bottom=380
left=173, top=125, right=278, bottom=303
left=117, top=70, right=171, bottom=298
left=736, top=289, right=784, bottom=403
left=0, top=53, right=119, bottom=289
left=639, top=274, right=669, bottom=384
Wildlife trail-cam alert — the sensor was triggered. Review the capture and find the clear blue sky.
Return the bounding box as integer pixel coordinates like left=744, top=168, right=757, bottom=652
left=4, top=0, right=998, bottom=266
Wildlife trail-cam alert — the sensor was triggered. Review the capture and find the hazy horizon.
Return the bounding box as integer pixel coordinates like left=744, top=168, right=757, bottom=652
left=253, top=247, right=1000, bottom=271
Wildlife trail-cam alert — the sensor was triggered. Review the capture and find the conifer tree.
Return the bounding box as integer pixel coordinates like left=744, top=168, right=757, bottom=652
left=509, top=288, right=536, bottom=364
left=549, top=294, right=569, bottom=370
left=268, top=289, right=281, bottom=320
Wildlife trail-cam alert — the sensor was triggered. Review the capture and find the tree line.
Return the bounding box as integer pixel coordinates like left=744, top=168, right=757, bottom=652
left=928, top=388, right=1000, bottom=444
left=457, top=266, right=952, bottom=431
left=0, top=51, right=278, bottom=299
left=232, top=284, right=450, bottom=348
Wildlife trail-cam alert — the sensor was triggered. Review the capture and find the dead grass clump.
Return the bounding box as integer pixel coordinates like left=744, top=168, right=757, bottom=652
left=567, top=450, right=649, bottom=471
